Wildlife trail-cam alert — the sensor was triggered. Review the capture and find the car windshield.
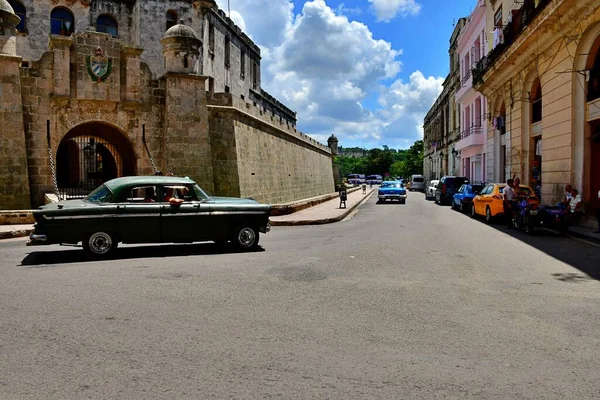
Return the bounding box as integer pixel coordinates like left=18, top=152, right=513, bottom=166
left=86, top=184, right=114, bottom=203
left=412, top=177, right=424, bottom=183
left=445, top=177, right=469, bottom=187
left=193, top=184, right=210, bottom=201
left=381, top=182, right=403, bottom=188
left=471, top=185, right=485, bottom=193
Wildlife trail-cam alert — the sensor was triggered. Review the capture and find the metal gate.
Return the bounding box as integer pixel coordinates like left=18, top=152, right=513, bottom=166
left=56, top=135, right=123, bottom=199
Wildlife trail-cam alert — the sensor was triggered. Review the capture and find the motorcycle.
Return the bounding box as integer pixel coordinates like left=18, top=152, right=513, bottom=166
left=515, top=202, right=570, bottom=235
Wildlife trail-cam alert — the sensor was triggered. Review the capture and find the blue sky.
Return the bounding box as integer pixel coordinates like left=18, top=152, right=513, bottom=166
left=216, top=0, right=475, bottom=149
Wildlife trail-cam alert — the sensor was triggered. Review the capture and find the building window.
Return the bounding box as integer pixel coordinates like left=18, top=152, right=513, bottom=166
left=588, top=49, right=600, bottom=102
left=224, top=36, right=230, bottom=68
left=240, top=50, right=245, bottom=79
left=166, top=10, right=177, bottom=31
left=531, top=78, right=542, bottom=124
left=252, top=61, right=257, bottom=89
left=96, top=15, right=118, bottom=37
left=208, top=22, right=215, bottom=56
left=51, top=7, right=74, bottom=36
left=494, top=6, right=502, bottom=28
left=8, top=0, right=26, bottom=32
left=183, top=55, right=189, bottom=69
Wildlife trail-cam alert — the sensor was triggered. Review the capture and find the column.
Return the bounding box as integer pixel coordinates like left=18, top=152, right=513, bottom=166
left=49, top=36, right=73, bottom=98
left=122, top=46, right=144, bottom=102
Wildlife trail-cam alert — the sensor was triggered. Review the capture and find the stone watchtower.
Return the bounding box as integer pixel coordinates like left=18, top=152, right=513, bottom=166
left=0, top=0, right=31, bottom=209
left=159, top=21, right=214, bottom=193
left=327, top=134, right=341, bottom=185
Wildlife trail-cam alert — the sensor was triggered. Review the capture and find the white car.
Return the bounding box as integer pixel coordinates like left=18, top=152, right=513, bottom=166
left=426, top=180, right=439, bottom=200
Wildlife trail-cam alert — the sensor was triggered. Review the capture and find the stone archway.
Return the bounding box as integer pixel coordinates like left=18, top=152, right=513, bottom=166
left=573, top=21, right=600, bottom=203
left=56, top=122, right=136, bottom=198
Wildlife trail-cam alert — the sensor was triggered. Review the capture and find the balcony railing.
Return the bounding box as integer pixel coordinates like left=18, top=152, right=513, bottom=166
left=473, top=0, right=551, bottom=86
left=459, top=125, right=483, bottom=140
left=461, top=69, right=472, bottom=85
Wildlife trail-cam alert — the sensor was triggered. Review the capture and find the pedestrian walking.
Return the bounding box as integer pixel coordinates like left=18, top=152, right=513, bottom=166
left=362, top=183, right=367, bottom=194
left=503, top=178, right=515, bottom=228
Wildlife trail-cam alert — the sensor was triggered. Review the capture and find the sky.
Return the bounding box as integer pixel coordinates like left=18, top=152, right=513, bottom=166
left=215, top=0, right=475, bottom=149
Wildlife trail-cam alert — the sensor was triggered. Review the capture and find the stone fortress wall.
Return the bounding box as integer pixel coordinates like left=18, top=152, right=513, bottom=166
left=0, top=0, right=333, bottom=210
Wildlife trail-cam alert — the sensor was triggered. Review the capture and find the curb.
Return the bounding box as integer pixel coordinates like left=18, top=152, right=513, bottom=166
left=271, top=189, right=374, bottom=226
left=567, top=230, right=600, bottom=245
left=0, top=229, right=33, bottom=240
left=270, top=186, right=361, bottom=216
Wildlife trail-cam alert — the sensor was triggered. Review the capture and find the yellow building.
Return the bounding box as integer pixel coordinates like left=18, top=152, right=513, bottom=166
left=474, top=0, right=600, bottom=216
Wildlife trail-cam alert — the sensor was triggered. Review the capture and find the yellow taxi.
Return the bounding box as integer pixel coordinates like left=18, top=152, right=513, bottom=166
left=471, top=184, right=540, bottom=223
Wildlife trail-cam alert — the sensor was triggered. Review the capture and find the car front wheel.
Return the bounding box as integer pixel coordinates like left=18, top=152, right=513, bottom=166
left=471, top=203, right=477, bottom=218
left=83, top=231, right=117, bottom=258
left=233, top=225, right=260, bottom=250
left=485, top=207, right=492, bottom=223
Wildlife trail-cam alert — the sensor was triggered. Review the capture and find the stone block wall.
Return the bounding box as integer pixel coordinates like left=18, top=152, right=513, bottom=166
left=0, top=54, right=31, bottom=210
left=208, top=93, right=334, bottom=204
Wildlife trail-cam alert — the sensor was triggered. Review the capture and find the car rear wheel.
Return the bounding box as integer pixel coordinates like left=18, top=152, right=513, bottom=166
left=460, top=202, right=465, bottom=212
left=233, top=225, right=260, bottom=251
left=485, top=207, right=492, bottom=223
left=83, top=231, right=117, bottom=258
left=471, top=204, right=477, bottom=218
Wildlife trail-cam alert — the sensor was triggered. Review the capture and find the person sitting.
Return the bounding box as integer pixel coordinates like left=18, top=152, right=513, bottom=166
left=143, top=187, right=156, bottom=202
left=163, top=187, right=184, bottom=205
left=558, top=184, right=573, bottom=209
left=566, top=188, right=582, bottom=214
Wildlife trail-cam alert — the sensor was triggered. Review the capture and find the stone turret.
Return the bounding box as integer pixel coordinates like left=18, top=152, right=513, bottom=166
left=327, top=134, right=339, bottom=156
left=160, top=20, right=202, bottom=75
left=0, top=0, right=20, bottom=55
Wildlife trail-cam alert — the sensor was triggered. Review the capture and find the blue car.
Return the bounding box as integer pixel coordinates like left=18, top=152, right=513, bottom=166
left=452, top=183, right=485, bottom=212
left=378, top=181, right=407, bottom=204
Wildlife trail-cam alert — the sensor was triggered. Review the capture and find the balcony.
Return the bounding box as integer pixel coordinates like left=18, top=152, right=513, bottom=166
left=455, top=125, right=484, bottom=151
left=473, top=0, right=551, bottom=87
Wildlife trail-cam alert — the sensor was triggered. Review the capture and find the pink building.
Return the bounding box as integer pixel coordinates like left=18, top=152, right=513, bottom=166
left=454, top=0, right=487, bottom=183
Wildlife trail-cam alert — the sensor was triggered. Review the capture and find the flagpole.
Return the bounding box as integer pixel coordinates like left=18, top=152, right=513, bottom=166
left=228, top=0, right=230, bottom=17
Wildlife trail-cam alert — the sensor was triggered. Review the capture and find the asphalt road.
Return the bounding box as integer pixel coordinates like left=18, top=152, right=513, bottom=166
left=1, top=193, right=600, bottom=399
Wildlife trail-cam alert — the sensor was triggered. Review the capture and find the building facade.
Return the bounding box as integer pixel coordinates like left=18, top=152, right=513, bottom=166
left=473, top=0, right=600, bottom=212
left=455, top=0, right=488, bottom=183
left=0, top=0, right=335, bottom=210
left=424, top=18, right=466, bottom=181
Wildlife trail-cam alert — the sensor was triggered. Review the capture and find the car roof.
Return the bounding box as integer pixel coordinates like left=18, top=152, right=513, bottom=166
left=104, top=176, right=196, bottom=191
left=382, top=180, right=403, bottom=184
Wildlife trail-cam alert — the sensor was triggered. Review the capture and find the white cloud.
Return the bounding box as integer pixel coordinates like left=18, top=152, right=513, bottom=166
left=214, top=0, right=440, bottom=149
left=368, top=0, right=421, bottom=22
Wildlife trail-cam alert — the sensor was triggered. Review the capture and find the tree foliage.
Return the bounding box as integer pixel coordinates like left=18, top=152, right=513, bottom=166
left=335, top=140, right=424, bottom=179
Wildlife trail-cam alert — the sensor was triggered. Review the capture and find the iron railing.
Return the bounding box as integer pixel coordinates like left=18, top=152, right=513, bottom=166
left=459, top=125, right=483, bottom=140
left=473, top=0, right=551, bottom=86
left=461, top=69, right=472, bottom=86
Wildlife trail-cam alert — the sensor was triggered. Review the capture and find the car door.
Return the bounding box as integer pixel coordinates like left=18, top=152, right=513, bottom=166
left=455, top=185, right=465, bottom=206
left=160, top=184, right=210, bottom=243
left=475, top=185, right=491, bottom=215
left=114, top=185, right=162, bottom=243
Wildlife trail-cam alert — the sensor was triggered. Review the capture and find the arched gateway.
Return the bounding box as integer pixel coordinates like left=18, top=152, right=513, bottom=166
left=56, top=122, right=136, bottom=198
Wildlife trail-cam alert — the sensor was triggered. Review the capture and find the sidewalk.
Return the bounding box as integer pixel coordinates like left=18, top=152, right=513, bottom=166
left=270, top=188, right=375, bottom=226
left=568, top=225, right=600, bottom=245
left=0, top=224, right=34, bottom=240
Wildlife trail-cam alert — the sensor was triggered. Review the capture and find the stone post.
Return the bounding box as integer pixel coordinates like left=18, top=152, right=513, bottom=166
left=49, top=35, right=73, bottom=98
left=0, top=5, right=31, bottom=209
left=328, top=134, right=340, bottom=189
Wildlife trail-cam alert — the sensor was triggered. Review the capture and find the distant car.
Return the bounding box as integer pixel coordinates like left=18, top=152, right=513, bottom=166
left=27, top=176, right=271, bottom=257
left=435, top=176, right=469, bottom=205
left=410, top=175, right=426, bottom=192
left=451, top=183, right=485, bottom=212
left=471, top=183, right=540, bottom=223
left=377, top=181, right=407, bottom=204
left=426, top=180, right=439, bottom=200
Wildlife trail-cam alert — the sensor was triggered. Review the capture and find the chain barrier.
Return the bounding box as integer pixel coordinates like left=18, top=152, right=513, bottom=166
left=47, top=120, right=62, bottom=201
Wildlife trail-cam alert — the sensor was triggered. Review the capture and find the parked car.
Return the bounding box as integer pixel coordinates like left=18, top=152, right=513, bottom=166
left=451, top=183, right=485, bottom=212
left=425, top=180, right=439, bottom=200
left=434, top=176, right=469, bottom=205
left=377, top=181, right=407, bottom=204
left=471, top=183, right=540, bottom=223
left=27, top=176, right=271, bottom=257
left=410, top=174, right=426, bottom=192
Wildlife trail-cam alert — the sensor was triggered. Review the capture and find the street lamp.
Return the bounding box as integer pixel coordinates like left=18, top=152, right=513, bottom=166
left=451, top=148, right=458, bottom=157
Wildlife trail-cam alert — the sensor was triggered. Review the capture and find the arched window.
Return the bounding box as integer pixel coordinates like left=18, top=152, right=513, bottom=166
left=166, top=10, right=177, bottom=31
left=8, top=0, right=26, bottom=32
left=96, top=15, right=118, bottom=37
left=531, top=78, right=542, bottom=124
left=50, top=7, right=74, bottom=36
left=588, top=50, right=600, bottom=102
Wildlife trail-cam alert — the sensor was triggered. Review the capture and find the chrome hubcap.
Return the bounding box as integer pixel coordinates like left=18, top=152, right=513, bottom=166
left=89, top=232, right=112, bottom=254
left=238, top=227, right=256, bottom=247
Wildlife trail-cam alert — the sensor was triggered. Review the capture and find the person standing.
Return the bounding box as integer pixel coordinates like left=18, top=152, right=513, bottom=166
left=503, top=179, right=515, bottom=228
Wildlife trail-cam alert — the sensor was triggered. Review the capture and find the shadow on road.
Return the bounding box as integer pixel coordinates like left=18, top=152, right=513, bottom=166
left=454, top=210, right=600, bottom=282
left=21, top=243, right=265, bottom=267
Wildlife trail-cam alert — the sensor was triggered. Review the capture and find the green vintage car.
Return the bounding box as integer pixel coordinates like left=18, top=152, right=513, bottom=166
left=27, top=176, right=271, bottom=257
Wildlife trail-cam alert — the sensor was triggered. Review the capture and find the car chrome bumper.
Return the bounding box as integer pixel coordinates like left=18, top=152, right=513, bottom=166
left=378, top=194, right=407, bottom=200
left=26, top=234, right=48, bottom=246
left=260, top=221, right=271, bottom=233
